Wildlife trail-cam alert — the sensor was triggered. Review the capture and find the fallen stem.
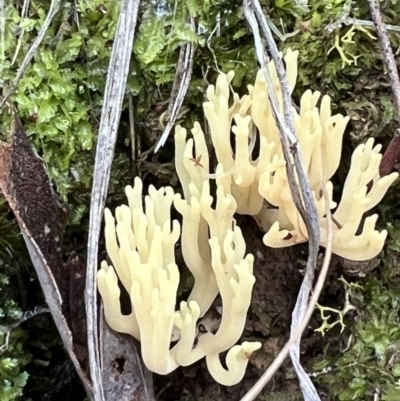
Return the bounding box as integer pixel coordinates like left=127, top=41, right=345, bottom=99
left=0, top=306, right=49, bottom=354
left=325, top=16, right=400, bottom=34
left=154, top=16, right=196, bottom=153
left=85, top=1, right=140, bottom=400
left=367, top=0, right=400, bottom=125
left=367, top=0, right=400, bottom=176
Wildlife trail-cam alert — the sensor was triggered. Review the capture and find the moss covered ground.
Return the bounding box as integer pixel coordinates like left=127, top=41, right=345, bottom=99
left=1, top=0, right=400, bottom=400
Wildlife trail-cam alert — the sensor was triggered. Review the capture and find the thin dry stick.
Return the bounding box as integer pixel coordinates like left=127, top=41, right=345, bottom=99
left=154, top=16, right=196, bottom=153
left=325, top=16, right=400, bottom=34
left=85, top=1, right=140, bottom=400
left=11, top=0, right=32, bottom=65
left=368, top=0, right=400, bottom=124
left=0, top=0, right=5, bottom=61
left=367, top=0, right=400, bottom=177
left=0, top=306, right=49, bottom=353
left=129, top=95, right=136, bottom=164
left=0, top=0, right=64, bottom=109
left=244, top=0, right=321, bottom=399
left=240, top=189, right=333, bottom=401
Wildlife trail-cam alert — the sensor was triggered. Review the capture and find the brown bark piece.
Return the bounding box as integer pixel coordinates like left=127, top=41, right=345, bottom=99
left=0, top=116, right=66, bottom=293
left=380, top=129, right=400, bottom=176
left=0, top=115, right=93, bottom=398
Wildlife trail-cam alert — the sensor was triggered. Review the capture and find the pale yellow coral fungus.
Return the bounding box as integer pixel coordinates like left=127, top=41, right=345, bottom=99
left=98, top=175, right=261, bottom=384
left=98, top=48, right=397, bottom=387
left=175, top=48, right=397, bottom=260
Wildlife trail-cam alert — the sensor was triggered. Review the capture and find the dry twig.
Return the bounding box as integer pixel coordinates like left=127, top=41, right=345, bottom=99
left=367, top=0, right=400, bottom=176
left=0, top=306, right=49, bottom=354
left=325, top=16, right=400, bottom=34
left=85, top=1, right=152, bottom=401
left=243, top=0, right=322, bottom=399
left=129, top=95, right=136, bottom=166
left=11, top=0, right=32, bottom=65
left=0, top=0, right=5, bottom=61
left=368, top=0, right=400, bottom=125
left=154, top=16, right=196, bottom=153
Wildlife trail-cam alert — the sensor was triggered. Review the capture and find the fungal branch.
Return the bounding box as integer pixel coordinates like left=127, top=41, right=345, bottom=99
left=175, top=57, right=397, bottom=261
left=97, top=176, right=261, bottom=385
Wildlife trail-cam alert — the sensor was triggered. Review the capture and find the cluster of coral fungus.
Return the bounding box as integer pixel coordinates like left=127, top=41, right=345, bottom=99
left=97, top=49, right=398, bottom=385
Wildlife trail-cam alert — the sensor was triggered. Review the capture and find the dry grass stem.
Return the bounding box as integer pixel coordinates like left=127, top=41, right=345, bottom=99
left=85, top=1, right=141, bottom=400
left=154, top=16, right=196, bottom=153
